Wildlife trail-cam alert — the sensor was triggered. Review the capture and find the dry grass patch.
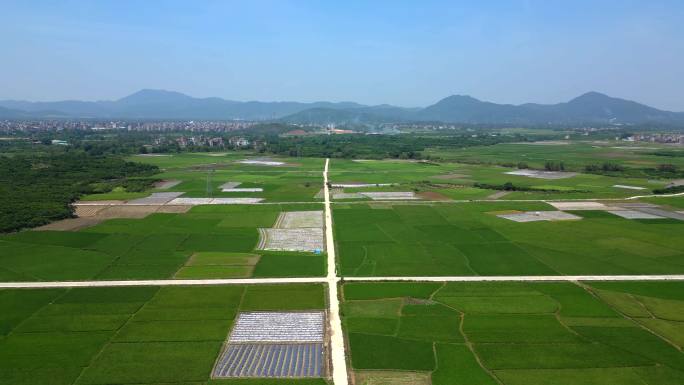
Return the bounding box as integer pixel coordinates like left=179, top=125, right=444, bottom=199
left=34, top=218, right=102, bottom=231
left=355, top=370, right=431, bottom=385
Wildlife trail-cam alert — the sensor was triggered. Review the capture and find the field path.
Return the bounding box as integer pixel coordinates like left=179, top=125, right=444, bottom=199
left=324, top=158, right=350, bottom=385
left=4, top=274, right=684, bottom=289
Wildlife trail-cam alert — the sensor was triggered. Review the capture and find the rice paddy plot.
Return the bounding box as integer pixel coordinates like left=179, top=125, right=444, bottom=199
left=334, top=202, right=684, bottom=276
left=360, top=192, right=419, bottom=200
left=341, top=281, right=684, bottom=385
left=0, top=284, right=328, bottom=384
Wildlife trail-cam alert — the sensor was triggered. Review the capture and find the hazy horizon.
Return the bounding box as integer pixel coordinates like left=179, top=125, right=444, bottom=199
left=1, top=0, right=683, bottom=110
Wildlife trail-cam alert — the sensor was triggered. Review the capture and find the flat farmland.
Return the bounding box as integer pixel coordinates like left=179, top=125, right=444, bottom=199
left=425, top=141, right=684, bottom=171
left=81, top=154, right=325, bottom=202
left=333, top=202, right=684, bottom=276
left=328, top=158, right=672, bottom=201
left=0, top=283, right=328, bottom=385
left=341, top=281, right=684, bottom=385
left=0, top=204, right=326, bottom=281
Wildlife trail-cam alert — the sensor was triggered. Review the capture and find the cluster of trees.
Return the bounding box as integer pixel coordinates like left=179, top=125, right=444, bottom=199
left=584, top=162, right=625, bottom=172
left=544, top=161, right=566, bottom=171
left=653, top=185, right=684, bottom=195
left=259, top=133, right=523, bottom=159
left=474, top=182, right=586, bottom=193
left=0, top=151, right=158, bottom=232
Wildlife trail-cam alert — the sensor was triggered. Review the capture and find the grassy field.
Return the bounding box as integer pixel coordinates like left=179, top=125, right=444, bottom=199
left=0, top=204, right=326, bottom=281
left=0, top=283, right=328, bottom=385
left=425, top=140, right=684, bottom=171
left=342, top=281, right=684, bottom=385
left=328, top=157, right=676, bottom=201
left=80, top=153, right=325, bottom=202
left=333, top=202, right=684, bottom=276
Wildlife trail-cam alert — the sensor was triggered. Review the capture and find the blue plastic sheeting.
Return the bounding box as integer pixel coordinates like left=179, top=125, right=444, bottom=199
left=213, top=343, right=324, bottom=378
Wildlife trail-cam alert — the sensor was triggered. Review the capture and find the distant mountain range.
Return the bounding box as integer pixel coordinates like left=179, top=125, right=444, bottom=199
left=1, top=89, right=683, bottom=126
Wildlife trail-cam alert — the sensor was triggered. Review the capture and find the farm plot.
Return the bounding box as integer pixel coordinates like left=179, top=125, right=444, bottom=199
left=154, top=179, right=181, bottom=189
left=258, top=210, right=326, bottom=252
left=275, top=211, right=324, bottom=229
left=341, top=281, right=684, bottom=385
left=127, top=192, right=184, bottom=205
left=0, top=204, right=325, bottom=281
left=333, top=202, right=684, bottom=277
left=504, top=169, right=578, bottom=179
left=608, top=210, right=664, bottom=219
left=258, top=228, right=325, bottom=252
left=213, top=311, right=326, bottom=378
left=92, top=154, right=324, bottom=203
left=497, top=211, right=581, bottom=222
left=0, top=284, right=327, bottom=385
left=220, top=182, right=263, bottom=193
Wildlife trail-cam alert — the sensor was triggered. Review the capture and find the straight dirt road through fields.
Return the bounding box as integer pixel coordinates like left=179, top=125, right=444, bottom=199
left=6, top=275, right=684, bottom=289
left=324, top=158, right=350, bottom=385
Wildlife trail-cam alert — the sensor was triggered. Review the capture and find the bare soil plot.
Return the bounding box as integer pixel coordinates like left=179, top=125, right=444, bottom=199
left=168, top=197, right=264, bottom=205
left=498, top=211, right=582, bottom=222
left=74, top=205, right=107, bottom=217
left=355, top=370, right=430, bottom=385
left=95, top=205, right=161, bottom=219
left=548, top=201, right=608, bottom=211
left=633, top=207, right=684, bottom=221
left=417, top=191, right=452, bottom=201
left=154, top=179, right=181, bottom=189
left=333, top=192, right=365, bottom=200
left=332, top=183, right=396, bottom=188
left=238, top=159, right=285, bottom=166
left=613, top=184, right=647, bottom=190
left=361, top=192, right=419, bottom=200
left=607, top=210, right=664, bottom=219
left=219, top=182, right=241, bottom=190
left=34, top=217, right=102, bottom=231
left=275, top=211, right=324, bottom=229
left=155, top=205, right=191, bottom=214
left=505, top=169, right=578, bottom=179
left=610, top=202, right=660, bottom=209
left=485, top=191, right=512, bottom=200
left=219, top=181, right=263, bottom=192
left=258, top=228, right=324, bottom=252
left=127, top=192, right=183, bottom=205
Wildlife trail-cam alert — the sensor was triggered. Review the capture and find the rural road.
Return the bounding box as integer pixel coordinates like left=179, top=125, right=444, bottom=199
left=323, top=158, right=350, bottom=385
left=4, top=274, right=684, bottom=289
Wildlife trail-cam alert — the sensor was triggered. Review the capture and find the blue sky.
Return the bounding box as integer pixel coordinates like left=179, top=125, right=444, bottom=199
left=1, top=0, right=683, bottom=110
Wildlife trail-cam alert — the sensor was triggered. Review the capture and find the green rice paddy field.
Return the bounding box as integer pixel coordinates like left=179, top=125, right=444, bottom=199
left=0, top=283, right=327, bottom=385
left=342, top=281, right=684, bottom=385
left=81, top=154, right=325, bottom=202
left=425, top=141, right=684, bottom=171
left=0, top=204, right=326, bottom=281
left=333, top=202, right=684, bottom=276
left=328, top=158, right=673, bottom=200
